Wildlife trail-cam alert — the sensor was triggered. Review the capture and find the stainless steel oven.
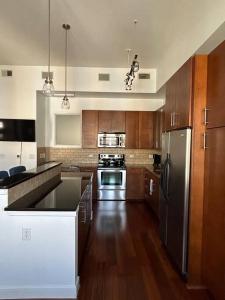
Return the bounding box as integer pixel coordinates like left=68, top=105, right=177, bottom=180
left=97, top=168, right=126, bottom=200
left=98, top=133, right=125, bottom=148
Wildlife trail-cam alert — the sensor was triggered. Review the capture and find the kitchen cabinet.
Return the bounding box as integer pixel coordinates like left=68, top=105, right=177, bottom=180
left=139, top=111, right=154, bottom=149
left=98, top=111, right=125, bottom=133
left=82, top=110, right=98, bottom=148
left=125, top=111, right=139, bottom=149
left=153, top=107, right=165, bottom=150
left=144, top=169, right=160, bottom=218
left=165, top=57, right=193, bottom=131
left=207, top=41, right=225, bottom=128
left=80, top=166, right=98, bottom=201
left=126, top=167, right=145, bottom=200
left=78, top=178, right=92, bottom=273
left=203, top=127, right=225, bottom=300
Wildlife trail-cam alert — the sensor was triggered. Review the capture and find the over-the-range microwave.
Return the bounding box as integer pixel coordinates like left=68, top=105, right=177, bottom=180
left=98, top=133, right=125, bottom=148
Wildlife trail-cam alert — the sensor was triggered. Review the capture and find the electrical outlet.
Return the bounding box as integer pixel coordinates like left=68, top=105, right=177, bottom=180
left=149, top=154, right=153, bottom=159
left=40, top=153, right=46, bottom=159
left=88, top=154, right=93, bottom=158
left=129, top=154, right=134, bottom=158
left=22, top=228, right=31, bottom=241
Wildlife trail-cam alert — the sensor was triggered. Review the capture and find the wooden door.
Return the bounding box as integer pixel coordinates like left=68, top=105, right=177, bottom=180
left=165, top=77, right=176, bottom=131
left=82, top=110, right=98, bottom=148
left=207, top=41, right=225, bottom=128
left=174, top=57, right=193, bottom=128
left=98, top=111, right=112, bottom=132
left=126, top=167, right=145, bottom=200
left=111, top=111, right=125, bottom=132
left=125, top=111, right=139, bottom=148
left=139, top=111, right=154, bottom=149
left=203, top=127, right=225, bottom=300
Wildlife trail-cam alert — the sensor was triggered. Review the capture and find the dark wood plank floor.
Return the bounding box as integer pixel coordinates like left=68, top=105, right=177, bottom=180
left=78, top=201, right=211, bottom=300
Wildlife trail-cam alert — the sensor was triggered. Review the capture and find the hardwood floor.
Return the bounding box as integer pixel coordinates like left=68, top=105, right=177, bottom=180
left=78, top=201, right=211, bottom=300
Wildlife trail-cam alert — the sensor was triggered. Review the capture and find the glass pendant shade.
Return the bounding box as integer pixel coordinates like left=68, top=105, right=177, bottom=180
left=43, top=78, right=54, bottom=96
left=61, top=96, right=70, bottom=109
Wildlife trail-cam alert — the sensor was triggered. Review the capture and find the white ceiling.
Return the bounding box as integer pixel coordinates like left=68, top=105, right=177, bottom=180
left=0, top=0, right=225, bottom=89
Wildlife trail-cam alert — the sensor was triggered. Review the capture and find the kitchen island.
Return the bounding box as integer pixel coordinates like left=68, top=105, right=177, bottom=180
left=0, top=169, right=93, bottom=299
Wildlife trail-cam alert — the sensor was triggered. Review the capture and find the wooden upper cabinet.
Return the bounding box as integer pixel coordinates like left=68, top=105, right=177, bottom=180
left=207, top=41, right=225, bottom=128
left=82, top=110, right=98, bottom=148
left=111, top=111, right=126, bottom=132
left=139, top=111, right=154, bottom=149
left=165, top=81, right=176, bottom=130
left=125, top=111, right=139, bottom=149
left=165, top=57, right=193, bottom=131
left=98, top=111, right=125, bottom=133
left=153, top=107, right=164, bottom=150
left=175, top=58, right=193, bottom=128
left=98, top=111, right=112, bottom=132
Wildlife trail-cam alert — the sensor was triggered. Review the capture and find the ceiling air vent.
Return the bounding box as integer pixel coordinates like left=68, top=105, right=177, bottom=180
left=98, top=73, right=110, bottom=81
left=138, top=73, right=150, bottom=80
left=42, top=71, right=53, bottom=79
left=1, top=70, right=13, bottom=77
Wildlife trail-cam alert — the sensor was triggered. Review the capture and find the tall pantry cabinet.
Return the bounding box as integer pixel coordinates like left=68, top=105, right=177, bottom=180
left=203, top=41, right=225, bottom=300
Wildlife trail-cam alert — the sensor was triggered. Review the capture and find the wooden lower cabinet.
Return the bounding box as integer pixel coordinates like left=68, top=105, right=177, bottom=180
left=203, top=127, right=225, bottom=300
left=80, top=167, right=97, bottom=201
left=144, top=169, right=160, bottom=218
left=126, top=167, right=145, bottom=200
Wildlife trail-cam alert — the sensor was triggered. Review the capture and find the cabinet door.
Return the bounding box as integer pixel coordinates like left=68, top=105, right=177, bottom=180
left=111, top=111, right=125, bottom=132
left=165, top=77, right=176, bottom=131
left=125, top=111, right=139, bottom=149
left=126, top=167, right=145, bottom=200
left=207, top=41, right=225, bottom=128
left=82, top=110, right=98, bottom=148
left=139, top=111, right=154, bottom=149
left=165, top=58, right=193, bottom=130
left=98, top=111, right=112, bottom=132
left=174, top=57, right=193, bottom=128
left=203, top=127, right=225, bottom=300
left=144, top=170, right=160, bottom=218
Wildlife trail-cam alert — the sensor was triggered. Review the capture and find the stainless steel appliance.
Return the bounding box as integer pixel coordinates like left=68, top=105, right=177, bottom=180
left=159, top=128, right=191, bottom=276
left=98, top=133, right=125, bottom=148
left=97, top=154, right=126, bottom=200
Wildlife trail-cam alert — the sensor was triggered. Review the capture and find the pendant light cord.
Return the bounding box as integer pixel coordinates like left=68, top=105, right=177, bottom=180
left=65, top=26, right=68, bottom=96
left=48, top=0, right=51, bottom=77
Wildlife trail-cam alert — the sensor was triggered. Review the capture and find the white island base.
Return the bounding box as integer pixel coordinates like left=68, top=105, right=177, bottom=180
left=0, top=210, right=79, bottom=299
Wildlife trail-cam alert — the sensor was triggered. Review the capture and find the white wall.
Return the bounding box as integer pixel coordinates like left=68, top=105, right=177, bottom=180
left=0, top=65, right=159, bottom=120
left=156, top=1, right=225, bottom=89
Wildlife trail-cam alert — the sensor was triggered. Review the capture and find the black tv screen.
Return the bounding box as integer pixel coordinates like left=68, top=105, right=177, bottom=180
left=0, top=119, right=35, bottom=142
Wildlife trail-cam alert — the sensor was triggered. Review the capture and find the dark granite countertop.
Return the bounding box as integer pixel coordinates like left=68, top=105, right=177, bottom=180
left=5, top=173, right=91, bottom=212
left=0, top=162, right=61, bottom=189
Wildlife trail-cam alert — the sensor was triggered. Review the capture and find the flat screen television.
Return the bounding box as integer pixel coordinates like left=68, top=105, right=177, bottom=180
left=0, top=119, right=35, bottom=142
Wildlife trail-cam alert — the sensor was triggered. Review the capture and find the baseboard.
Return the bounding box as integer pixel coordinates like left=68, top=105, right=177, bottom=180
left=0, top=280, right=80, bottom=299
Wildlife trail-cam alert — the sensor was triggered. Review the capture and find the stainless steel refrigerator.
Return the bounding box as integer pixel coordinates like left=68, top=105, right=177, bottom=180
left=159, top=128, right=191, bottom=276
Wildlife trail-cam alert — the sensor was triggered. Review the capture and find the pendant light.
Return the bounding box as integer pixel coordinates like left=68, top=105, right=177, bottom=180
left=42, top=0, right=54, bottom=96
left=124, top=20, right=140, bottom=91
left=61, top=24, right=71, bottom=109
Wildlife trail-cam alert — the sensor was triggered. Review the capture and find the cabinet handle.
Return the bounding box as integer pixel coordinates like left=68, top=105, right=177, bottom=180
left=149, top=179, right=154, bottom=195
left=170, top=113, right=173, bottom=127
left=202, top=132, right=208, bottom=150
left=203, top=107, right=209, bottom=125
left=173, top=112, right=176, bottom=127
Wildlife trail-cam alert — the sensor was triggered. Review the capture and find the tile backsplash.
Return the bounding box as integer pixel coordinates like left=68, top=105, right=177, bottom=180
left=38, top=147, right=161, bottom=166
